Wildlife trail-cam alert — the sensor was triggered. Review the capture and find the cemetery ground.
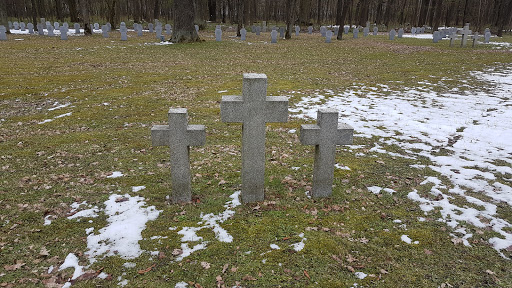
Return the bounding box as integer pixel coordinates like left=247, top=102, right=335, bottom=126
left=1, top=29, right=512, bottom=287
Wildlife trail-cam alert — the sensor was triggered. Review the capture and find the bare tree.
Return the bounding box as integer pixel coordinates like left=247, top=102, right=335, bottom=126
left=171, top=0, right=200, bottom=43
left=78, top=0, right=92, bottom=35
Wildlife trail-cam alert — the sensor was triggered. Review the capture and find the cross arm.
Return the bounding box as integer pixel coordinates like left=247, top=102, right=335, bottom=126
left=335, top=123, right=354, bottom=145
left=187, top=125, right=206, bottom=146
left=265, top=96, right=289, bottom=123
left=220, top=96, right=244, bottom=123
left=151, top=125, right=170, bottom=146
left=299, top=124, right=321, bottom=145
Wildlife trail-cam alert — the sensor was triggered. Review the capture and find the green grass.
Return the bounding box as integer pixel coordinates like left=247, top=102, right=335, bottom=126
left=1, top=29, right=511, bottom=287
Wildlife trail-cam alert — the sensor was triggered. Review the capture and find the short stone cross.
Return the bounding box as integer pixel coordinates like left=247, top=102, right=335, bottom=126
left=373, top=26, right=378, bottom=36
left=195, top=25, right=199, bottom=33
left=102, top=25, right=109, bottom=38
left=120, top=25, right=128, bottom=41
left=156, top=25, right=163, bottom=40
left=363, top=27, right=369, bottom=37
left=320, top=26, right=326, bottom=37
left=215, top=27, right=222, bottom=41
left=484, top=30, right=491, bottom=43
left=460, top=24, right=471, bottom=47
left=221, top=74, right=288, bottom=203
left=389, top=29, right=396, bottom=40
left=344, top=26, right=349, bottom=34
left=8, top=21, right=12, bottom=29
left=240, top=28, right=246, bottom=41
left=295, top=25, right=300, bottom=36
left=353, top=27, right=359, bottom=38
left=47, top=24, right=54, bottom=36
left=308, top=26, right=313, bottom=34
left=165, top=24, right=171, bottom=35
left=148, top=23, right=154, bottom=33
left=20, top=22, right=26, bottom=31
left=74, top=23, right=80, bottom=34
left=300, top=109, right=353, bottom=198
left=137, top=24, right=143, bottom=36
left=13, top=22, right=19, bottom=30
left=411, top=27, right=416, bottom=35
left=54, top=22, right=59, bottom=29
left=398, top=28, right=404, bottom=38
left=37, top=23, right=44, bottom=35
left=255, top=26, right=261, bottom=35
left=449, top=33, right=457, bottom=47
left=151, top=108, right=206, bottom=203
left=27, top=23, right=34, bottom=33
left=60, top=26, right=68, bottom=40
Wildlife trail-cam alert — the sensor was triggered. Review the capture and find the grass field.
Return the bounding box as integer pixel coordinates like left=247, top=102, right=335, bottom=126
left=1, top=27, right=512, bottom=287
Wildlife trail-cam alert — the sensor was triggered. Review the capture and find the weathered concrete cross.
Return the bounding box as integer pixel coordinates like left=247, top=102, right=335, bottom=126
left=449, top=33, right=457, bottom=47
left=151, top=108, right=205, bottom=203
left=300, top=109, right=353, bottom=198
left=460, top=24, right=472, bottom=47
left=221, top=73, right=288, bottom=203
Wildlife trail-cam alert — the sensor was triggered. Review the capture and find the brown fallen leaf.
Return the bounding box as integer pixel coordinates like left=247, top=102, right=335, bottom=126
left=158, top=252, right=166, bottom=259
left=172, top=249, right=183, bottom=256
left=380, top=269, right=389, bottom=274
left=4, top=261, right=25, bottom=271
left=346, top=266, right=355, bottom=273
left=242, top=275, right=256, bottom=281
left=39, top=247, right=50, bottom=257
left=222, top=264, right=229, bottom=274
left=115, top=197, right=129, bottom=203
left=424, top=249, right=433, bottom=255
left=230, top=266, right=238, bottom=273
left=304, top=270, right=311, bottom=280
left=137, top=264, right=156, bottom=274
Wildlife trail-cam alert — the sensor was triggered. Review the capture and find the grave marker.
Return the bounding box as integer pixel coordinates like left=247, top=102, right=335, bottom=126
left=363, top=27, right=369, bottom=37
left=389, top=29, right=396, bottom=40
left=334, top=26, right=339, bottom=36
left=74, top=23, right=80, bottom=34
left=320, top=26, right=326, bottom=37
left=60, top=26, right=68, bottom=40
left=165, top=24, right=171, bottom=35
left=373, top=26, right=378, bottom=36
left=54, top=22, right=59, bottom=29
left=20, top=22, right=26, bottom=31
left=63, top=22, right=69, bottom=29
left=353, top=27, right=359, bottom=38
left=37, top=23, right=44, bottom=35
left=156, top=25, right=163, bottom=40
left=484, top=30, right=491, bottom=43
left=13, top=22, right=19, bottom=30
left=215, top=26, right=222, bottom=41
left=0, top=26, right=7, bottom=40
left=102, top=25, right=109, bottom=38
left=220, top=74, right=288, bottom=203
left=47, top=24, right=54, bottom=36
left=300, top=109, right=353, bottom=198
left=94, top=23, right=99, bottom=30
left=411, top=27, right=416, bottom=35
left=120, top=25, right=128, bottom=41
left=472, top=33, right=479, bottom=47
left=137, top=24, right=143, bottom=36
left=255, top=26, right=261, bottom=35
left=398, top=28, right=404, bottom=38
left=433, top=31, right=440, bottom=43
left=344, top=26, right=349, bottom=34
left=262, top=21, right=267, bottom=32
left=271, top=29, right=277, bottom=43
left=295, top=25, right=300, bottom=36
left=8, top=21, right=12, bottom=29
left=151, top=108, right=206, bottom=203
left=106, top=22, right=111, bottom=31
left=460, top=24, right=471, bottom=47
left=449, top=33, right=457, bottom=47
left=308, top=26, right=313, bottom=34
left=240, top=28, right=246, bottom=41
left=195, top=25, right=199, bottom=33
left=27, top=23, right=34, bottom=33
left=325, top=30, right=332, bottom=43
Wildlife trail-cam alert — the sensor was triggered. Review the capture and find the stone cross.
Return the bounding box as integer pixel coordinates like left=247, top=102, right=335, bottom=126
left=308, top=26, right=313, bottom=34
left=279, top=27, right=284, bottom=38
left=156, top=25, right=163, bottom=40
left=472, top=33, right=479, bottom=47
left=411, top=27, right=416, bottom=35
left=373, top=26, right=378, bottom=36
left=27, top=23, right=34, bottom=34
left=262, top=21, right=267, bottom=32
left=398, top=28, right=404, bottom=38
left=255, top=26, right=261, bottom=35
left=449, top=33, right=457, bottom=47
left=334, top=26, right=339, bottom=36
left=20, top=22, right=26, bottom=31
left=300, top=109, right=353, bottom=198
left=54, top=22, right=59, bottom=29
left=295, top=25, right=300, bottom=36
left=363, top=27, right=369, bottom=37
left=325, top=30, right=332, bottom=43
left=344, top=26, right=349, bottom=34
left=120, top=25, right=128, bottom=41
left=106, top=22, right=111, bottom=31
left=389, top=29, right=396, bottom=40
left=137, top=24, right=143, bottom=36
left=353, top=27, right=359, bottom=38
left=221, top=74, right=288, bottom=203
left=151, top=108, right=206, bottom=203
left=149, top=23, right=154, bottom=33
left=215, top=26, right=222, bottom=41
left=271, top=29, right=277, bottom=43
left=240, top=28, right=246, bottom=41
left=74, top=23, right=80, bottom=34
left=94, top=23, right=99, bottom=30
left=460, top=24, right=471, bottom=47
left=13, top=22, right=19, bottom=30
left=63, top=22, right=69, bottom=29
left=165, top=24, right=171, bottom=35
left=195, top=25, right=199, bottom=33
left=0, top=26, right=7, bottom=41
left=37, top=23, right=44, bottom=35
left=60, top=26, right=68, bottom=40
left=320, top=26, right=326, bottom=37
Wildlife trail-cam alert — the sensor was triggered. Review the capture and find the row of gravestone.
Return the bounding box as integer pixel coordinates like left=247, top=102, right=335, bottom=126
left=151, top=73, right=354, bottom=204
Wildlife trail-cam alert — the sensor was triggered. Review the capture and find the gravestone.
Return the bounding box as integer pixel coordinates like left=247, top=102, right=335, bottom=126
left=460, top=24, right=471, bottom=47
left=308, top=26, right=313, bottom=34
left=373, top=26, right=378, bottom=35
left=484, top=30, right=491, bottom=43
left=13, top=22, right=19, bottom=30
left=94, top=23, right=99, bottom=30
left=45, top=21, right=51, bottom=26
left=300, top=109, right=353, bottom=198
left=325, top=30, right=332, bottom=43
left=353, top=27, right=359, bottom=38
left=271, top=29, right=277, bottom=43
left=215, top=26, right=222, bottom=41
left=63, top=22, right=68, bottom=29
left=137, top=24, right=143, bottom=36
left=251, top=25, right=255, bottom=33
left=334, top=26, right=339, bottom=36
left=195, top=25, right=199, bottom=33
left=120, top=21, right=125, bottom=27
left=262, top=21, right=267, bottom=32
left=411, top=27, right=416, bottom=35
left=156, top=25, right=162, bottom=40
left=389, top=29, right=396, bottom=40
left=165, top=24, right=171, bottom=35
left=59, top=26, right=68, bottom=40
left=279, top=27, right=284, bottom=38
left=240, top=28, right=246, bottom=41
left=344, top=26, right=349, bottom=34
left=449, top=33, right=457, bottom=47
left=102, top=25, right=109, bottom=38
left=0, top=26, right=7, bottom=40
left=320, top=26, right=326, bottom=37
left=220, top=74, right=288, bottom=203
left=37, top=23, right=44, bottom=35
left=47, top=24, right=54, bottom=36
left=151, top=108, right=206, bottom=203
left=472, top=33, right=479, bottom=47
left=363, top=27, right=369, bottom=37
left=8, top=21, right=12, bottom=29
left=433, top=31, right=440, bottom=43
left=120, top=25, right=128, bottom=41
left=20, top=22, right=26, bottom=31
left=398, top=28, right=404, bottom=38
left=106, top=22, right=111, bottom=31
left=27, top=23, right=34, bottom=33
left=295, top=25, right=300, bottom=36
left=255, top=26, right=261, bottom=35
left=74, top=23, right=80, bottom=34
left=54, top=22, right=59, bottom=29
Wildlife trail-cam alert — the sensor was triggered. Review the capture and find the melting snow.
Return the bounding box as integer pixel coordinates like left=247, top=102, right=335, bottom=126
left=401, top=235, right=419, bottom=244
left=107, top=171, right=124, bottom=178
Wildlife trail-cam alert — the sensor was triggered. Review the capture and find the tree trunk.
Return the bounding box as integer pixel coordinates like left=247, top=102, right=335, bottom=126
left=285, top=0, right=296, bottom=39
left=432, top=0, right=444, bottom=31
left=68, top=0, right=79, bottom=23
left=78, top=0, right=92, bottom=35
left=30, top=0, right=38, bottom=26
left=0, top=0, right=9, bottom=33
left=171, top=0, right=200, bottom=43
left=237, top=0, right=244, bottom=36
left=336, top=0, right=345, bottom=40
left=383, top=0, right=396, bottom=27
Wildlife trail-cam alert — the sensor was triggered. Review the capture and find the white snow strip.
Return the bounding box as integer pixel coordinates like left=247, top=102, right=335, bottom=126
left=48, top=103, right=71, bottom=111
left=401, top=235, right=419, bottom=245
left=335, top=163, right=351, bottom=170
left=355, top=272, right=367, bottom=279
left=270, top=244, right=280, bottom=250
left=132, top=186, right=146, bottom=192
left=59, top=253, right=84, bottom=280
left=97, top=272, right=109, bottom=279
left=107, top=171, right=124, bottom=178
left=175, top=282, right=189, bottom=288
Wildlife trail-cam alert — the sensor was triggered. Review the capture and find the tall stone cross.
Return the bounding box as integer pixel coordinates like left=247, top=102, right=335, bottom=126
left=300, top=109, right=353, bottom=198
left=460, top=24, right=471, bottom=47
left=151, top=108, right=205, bottom=203
left=449, top=33, right=457, bottom=47
left=221, top=74, right=288, bottom=203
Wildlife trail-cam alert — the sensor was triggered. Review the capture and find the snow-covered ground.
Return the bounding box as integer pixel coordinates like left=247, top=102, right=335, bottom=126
left=291, top=66, right=512, bottom=258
